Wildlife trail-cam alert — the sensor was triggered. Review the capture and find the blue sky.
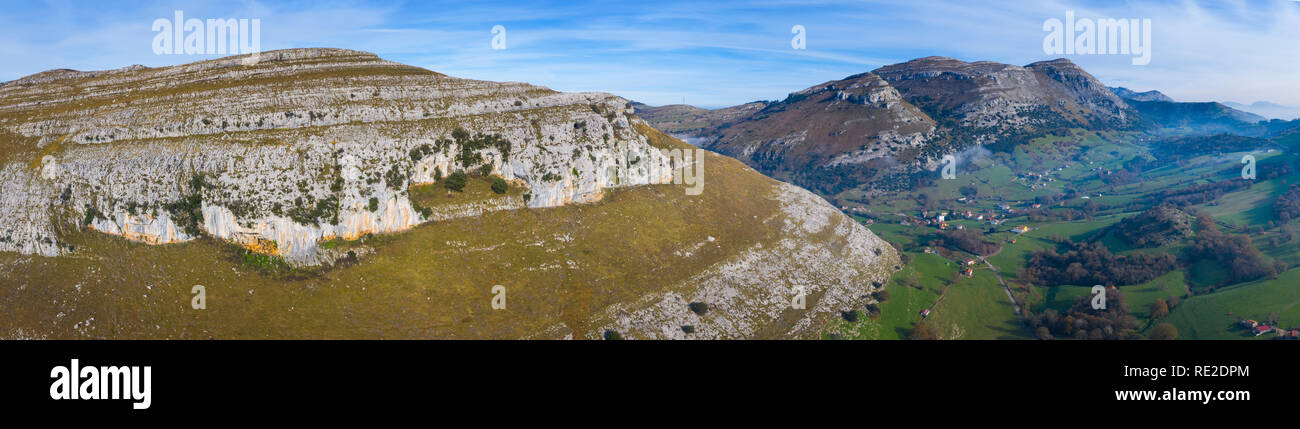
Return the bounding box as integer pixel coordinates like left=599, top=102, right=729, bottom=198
left=2, top=0, right=1298, bottom=108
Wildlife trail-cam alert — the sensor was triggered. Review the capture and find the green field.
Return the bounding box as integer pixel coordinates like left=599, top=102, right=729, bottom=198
left=1162, top=268, right=1300, bottom=339
left=828, top=128, right=1300, bottom=340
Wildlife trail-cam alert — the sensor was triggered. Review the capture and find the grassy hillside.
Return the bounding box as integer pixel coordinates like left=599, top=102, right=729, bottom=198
left=0, top=127, right=880, bottom=339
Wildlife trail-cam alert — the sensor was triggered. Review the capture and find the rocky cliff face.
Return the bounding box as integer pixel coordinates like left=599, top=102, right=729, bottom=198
left=0, top=48, right=674, bottom=264
left=0, top=49, right=899, bottom=339
left=693, top=72, right=937, bottom=185
left=874, top=57, right=1133, bottom=138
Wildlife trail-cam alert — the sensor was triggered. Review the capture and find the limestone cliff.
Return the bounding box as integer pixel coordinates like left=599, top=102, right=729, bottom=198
left=0, top=48, right=672, bottom=264
left=0, top=49, right=899, bottom=339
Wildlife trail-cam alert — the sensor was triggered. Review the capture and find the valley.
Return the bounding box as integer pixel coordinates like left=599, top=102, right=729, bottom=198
left=641, top=57, right=1300, bottom=340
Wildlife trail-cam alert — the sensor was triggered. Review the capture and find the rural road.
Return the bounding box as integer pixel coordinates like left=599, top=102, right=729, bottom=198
left=981, top=256, right=1030, bottom=333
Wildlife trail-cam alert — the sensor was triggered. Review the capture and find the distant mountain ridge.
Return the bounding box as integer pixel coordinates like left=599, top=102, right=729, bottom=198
left=638, top=56, right=1292, bottom=199
left=1109, top=86, right=1174, bottom=102
left=1223, top=101, right=1300, bottom=120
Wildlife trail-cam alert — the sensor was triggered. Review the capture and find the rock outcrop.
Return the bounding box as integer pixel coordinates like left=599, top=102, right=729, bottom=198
left=0, top=49, right=899, bottom=339
left=0, top=48, right=673, bottom=264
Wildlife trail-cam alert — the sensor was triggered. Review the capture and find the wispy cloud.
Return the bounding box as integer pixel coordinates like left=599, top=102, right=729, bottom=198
left=2, top=0, right=1298, bottom=108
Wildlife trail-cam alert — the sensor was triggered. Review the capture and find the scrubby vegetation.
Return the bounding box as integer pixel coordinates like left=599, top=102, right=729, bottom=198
left=1025, top=241, right=1177, bottom=286
left=164, top=174, right=209, bottom=236
left=444, top=171, right=468, bottom=192
left=451, top=127, right=512, bottom=169
left=1113, top=203, right=1194, bottom=247
left=1183, top=214, right=1282, bottom=285
left=1027, top=288, right=1141, bottom=340
left=1275, top=184, right=1300, bottom=222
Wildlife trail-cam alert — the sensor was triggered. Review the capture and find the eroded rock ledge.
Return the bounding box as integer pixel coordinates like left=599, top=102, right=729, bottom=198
left=0, top=48, right=674, bottom=264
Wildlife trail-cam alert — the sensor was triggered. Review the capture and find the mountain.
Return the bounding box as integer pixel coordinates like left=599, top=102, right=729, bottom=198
left=1127, top=99, right=1266, bottom=135
left=637, top=57, right=1137, bottom=196
left=1109, top=86, right=1174, bottom=102
left=0, top=48, right=898, bottom=339
left=671, top=71, right=939, bottom=193
left=1223, top=101, right=1300, bottom=121
left=874, top=57, right=1135, bottom=137
left=630, top=101, right=767, bottom=136
left=639, top=57, right=1298, bottom=199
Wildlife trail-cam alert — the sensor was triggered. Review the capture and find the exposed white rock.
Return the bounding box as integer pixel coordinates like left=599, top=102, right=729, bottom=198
left=0, top=48, right=673, bottom=264
left=578, top=181, right=900, bottom=339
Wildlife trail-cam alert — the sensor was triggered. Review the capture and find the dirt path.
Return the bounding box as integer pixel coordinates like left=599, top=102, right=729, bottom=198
left=980, top=256, right=1030, bottom=334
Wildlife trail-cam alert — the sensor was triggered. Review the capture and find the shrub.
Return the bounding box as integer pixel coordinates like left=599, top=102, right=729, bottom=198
left=491, top=177, right=508, bottom=194
left=82, top=205, right=104, bottom=227
left=164, top=193, right=205, bottom=237
left=603, top=330, right=623, bottom=340
left=444, top=171, right=468, bottom=192
left=1149, top=298, right=1169, bottom=319
left=1150, top=323, right=1179, bottom=340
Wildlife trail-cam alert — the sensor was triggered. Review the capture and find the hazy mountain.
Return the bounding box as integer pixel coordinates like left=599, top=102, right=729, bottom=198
left=0, top=48, right=897, bottom=339
left=1223, top=101, right=1300, bottom=121
left=1127, top=100, right=1266, bottom=135
left=1109, top=87, right=1174, bottom=102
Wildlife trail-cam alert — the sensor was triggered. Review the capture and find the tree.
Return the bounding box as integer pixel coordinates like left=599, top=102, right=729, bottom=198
left=1150, top=323, right=1178, bottom=340
left=959, top=184, right=979, bottom=199
left=1035, top=326, right=1054, bottom=340
left=909, top=322, right=938, bottom=340
left=491, top=177, right=508, bottom=194
left=367, top=197, right=379, bottom=212
left=1149, top=298, right=1169, bottom=319
left=444, top=171, right=468, bottom=192
left=452, top=127, right=470, bottom=142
